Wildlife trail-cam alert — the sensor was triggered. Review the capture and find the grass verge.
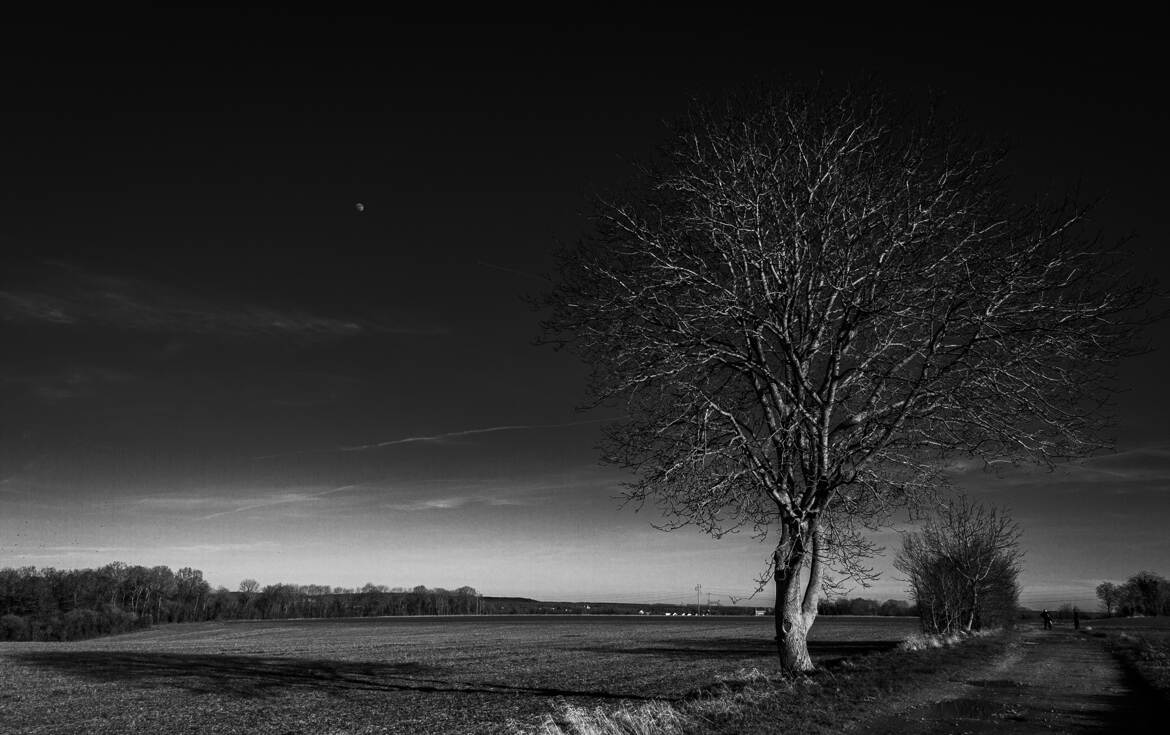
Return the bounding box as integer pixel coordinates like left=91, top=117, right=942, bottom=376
left=1096, top=626, right=1170, bottom=699
left=515, top=631, right=1011, bottom=735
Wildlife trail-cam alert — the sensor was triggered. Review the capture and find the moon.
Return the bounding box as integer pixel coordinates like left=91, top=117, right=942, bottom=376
left=355, top=202, right=365, bottom=213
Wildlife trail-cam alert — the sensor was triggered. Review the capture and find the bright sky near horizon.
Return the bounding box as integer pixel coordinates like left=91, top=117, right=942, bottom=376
left=1, top=18, right=1167, bottom=611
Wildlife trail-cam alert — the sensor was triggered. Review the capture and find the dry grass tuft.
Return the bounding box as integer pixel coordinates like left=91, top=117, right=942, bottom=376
left=517, top=666, right=793, bottom=734
left=528, top=700, right=689, bottom=735
left=898, top=628, right=997, bottom=651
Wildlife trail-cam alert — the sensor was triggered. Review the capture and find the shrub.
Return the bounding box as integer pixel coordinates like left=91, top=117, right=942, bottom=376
left=0, top=613, right=28, bottom=641
left=896, top=498, right=1022, bottom=635
left=63, top=608, right=104, bottom=640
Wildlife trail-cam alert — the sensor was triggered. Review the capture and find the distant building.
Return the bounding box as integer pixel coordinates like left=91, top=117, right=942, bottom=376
left=754, top=609, right=766, bottom=616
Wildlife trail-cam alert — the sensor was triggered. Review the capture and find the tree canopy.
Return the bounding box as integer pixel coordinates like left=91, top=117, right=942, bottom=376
left=542, top=85, right=1156, bottom=670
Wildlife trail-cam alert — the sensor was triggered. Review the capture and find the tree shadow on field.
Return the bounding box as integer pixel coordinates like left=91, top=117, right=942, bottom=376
left=576, top=637, right=898, bottom=661
left=12, top=651, right=662, bottom=702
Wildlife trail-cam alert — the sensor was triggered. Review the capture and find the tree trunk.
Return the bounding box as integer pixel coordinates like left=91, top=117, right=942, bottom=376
left=773, top=523, right=821, bottom=673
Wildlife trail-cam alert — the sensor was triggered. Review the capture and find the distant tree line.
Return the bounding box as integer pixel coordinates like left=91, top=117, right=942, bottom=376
left=220, top=581, right=485, bottom=620
left=0, top=563, right=208, bottom=641
left=0, top=562, right=921, bottom=643
left=1096, top=571, right=1169, bottom=617
left=817, top=598, right=917, bottom=617
left=0, top=563, right=484, bottom=641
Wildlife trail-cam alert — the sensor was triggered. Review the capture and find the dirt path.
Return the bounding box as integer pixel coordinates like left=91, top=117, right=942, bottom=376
left=857, top=629, right=1162, bottom=733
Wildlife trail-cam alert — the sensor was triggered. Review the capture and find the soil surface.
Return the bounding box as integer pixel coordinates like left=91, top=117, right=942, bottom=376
left=857, top=628, right=1163, bottom=733
left=0, top=616, right=913, bottom=734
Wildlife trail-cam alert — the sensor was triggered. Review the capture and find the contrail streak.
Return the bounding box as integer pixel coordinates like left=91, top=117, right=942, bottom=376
left=250, top=417, right=618, bottom=460
left=337, top=417, right=612, bottom=452
left=475, top=260, right=551, bottom=282
left=197, top=484, right=362, bottom=521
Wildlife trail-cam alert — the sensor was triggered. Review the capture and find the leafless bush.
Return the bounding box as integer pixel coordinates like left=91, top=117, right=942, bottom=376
left=896, top=497, right=1022, bottom=634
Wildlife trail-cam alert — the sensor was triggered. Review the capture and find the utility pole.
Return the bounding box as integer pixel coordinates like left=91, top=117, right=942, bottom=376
left=695, top=584, right=702, bottom=616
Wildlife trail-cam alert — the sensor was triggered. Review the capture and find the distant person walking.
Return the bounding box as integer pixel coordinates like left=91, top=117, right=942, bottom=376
left=1041, top=608, right=1053, bottom=630
left=1073, top=607, right=1080, bottom=630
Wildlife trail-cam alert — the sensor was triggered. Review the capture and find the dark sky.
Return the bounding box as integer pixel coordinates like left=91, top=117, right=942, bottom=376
left=1, top=18, right=1167, bottom=607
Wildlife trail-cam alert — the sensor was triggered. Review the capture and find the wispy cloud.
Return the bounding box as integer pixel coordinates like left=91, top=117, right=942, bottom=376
left=0, top=261, right=444, bottom=338
left=1065, top=446, right=1170, bottom=480
left=0, top=366, right=136, bottom=403
left=382, top=495, right=531, bottom=512
left=0, top=454, right=50, bottom=493
left=2, top=541, right=282, bottom=562
left=125, top=484, right=371, bottom=521
left=946, top=443, right=1170, bottom=495
left=376, top=466, right=625, bottom=512
left=121, top=465, right=618, bottom=523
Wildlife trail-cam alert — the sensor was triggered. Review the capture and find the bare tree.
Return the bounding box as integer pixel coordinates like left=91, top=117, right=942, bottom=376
left=541, top=85, right=1155, bottom=671
left=1121, top=570, right=1169, bottom=616
left=1096, top=581, right=1121, bottom=616
left=895, top=497, right=1022, bottom=634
